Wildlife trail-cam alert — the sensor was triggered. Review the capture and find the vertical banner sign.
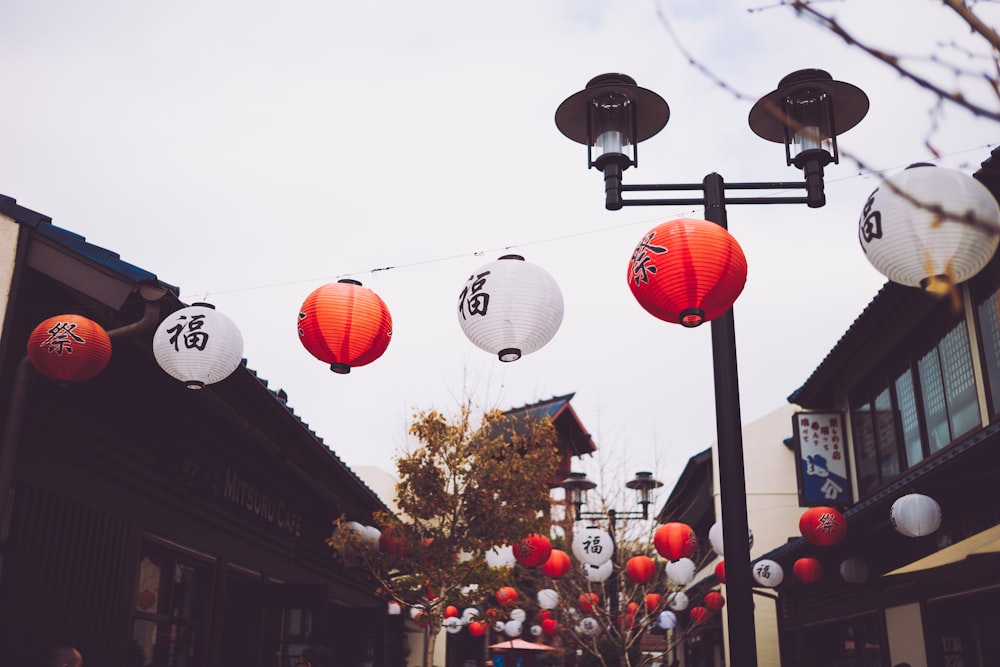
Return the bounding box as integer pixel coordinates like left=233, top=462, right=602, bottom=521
left=792, top=411, right=852, bottom=507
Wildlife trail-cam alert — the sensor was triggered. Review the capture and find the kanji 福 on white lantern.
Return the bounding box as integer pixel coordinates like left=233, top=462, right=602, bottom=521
left=858, top=164, right=1000, bottom=294
left=890, top=493, right=942, bottom=537
left=752, top=559, right=784, bottom=588
left=572, top=525, right=614, bottom=566
left=153, top=303, right=244, bottom=389
left=457, top=254, right=564, bottom=362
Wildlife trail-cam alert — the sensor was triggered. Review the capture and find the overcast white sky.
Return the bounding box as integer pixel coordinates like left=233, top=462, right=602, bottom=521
left=2, top=1, right=997, bottom=499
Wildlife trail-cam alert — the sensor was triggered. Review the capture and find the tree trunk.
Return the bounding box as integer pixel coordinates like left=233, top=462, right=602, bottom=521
left=422, top=622, right=439, bottom=667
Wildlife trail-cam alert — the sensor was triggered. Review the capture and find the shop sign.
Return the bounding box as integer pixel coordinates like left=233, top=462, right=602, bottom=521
left=792, top=411, right=852, bottom=507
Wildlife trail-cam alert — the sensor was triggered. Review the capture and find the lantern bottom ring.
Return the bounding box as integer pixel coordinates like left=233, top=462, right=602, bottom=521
left=919, top=273, right=952, bottom=295
left=186, top=380, right=206, bottom=390
left=330, top=363, right=351, bottom=374
left=498, top=348, right=521, bottom=362
left=679, top=308, right=706, bottom=328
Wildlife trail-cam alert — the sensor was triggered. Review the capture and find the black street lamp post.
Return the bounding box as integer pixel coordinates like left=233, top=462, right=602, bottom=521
left=555, top=70, right=869, bottom=667
left=560, top=471, right=663, bottom=623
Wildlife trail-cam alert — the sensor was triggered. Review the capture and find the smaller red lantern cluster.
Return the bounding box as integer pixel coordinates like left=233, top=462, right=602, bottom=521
left=495, top=586, right=518, bottom=606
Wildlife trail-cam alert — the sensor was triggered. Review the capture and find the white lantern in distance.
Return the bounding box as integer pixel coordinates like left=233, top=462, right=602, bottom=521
left=486, top=545, right=517, bottom=568
left=537, top=589, right=559, bottom=610
left=665, top=558, right=696, bottom=586
left=462, top=607, right=479, bottom=623
left=583, top=560, right=613, bottom=583
left=890, top=493, right=942, bottom=537
left=510, top=608, right=526, bottom=623
left=457, top=254, right=564, bottom=362
left=859, top=164, right=1000, bottom=293
left=572, top=525, right=614, bottom=566
left=657, top=610, right=677, bottom=630
left=443, top=617, right=464, bottom=634
left=153, top=303, right=244, bottom=389
left=752, top=559, right=784, bottom=588
left=839, top=557, right=869, bottom=584
left=666, top=591, right=689, bottom=611
left=530, top=624, right=543, bottom=637
left=503, top=619, right=523, bottom=637
left=577, top=617, right=601, bottom=636
left=708, top=520, right=753, bottom=557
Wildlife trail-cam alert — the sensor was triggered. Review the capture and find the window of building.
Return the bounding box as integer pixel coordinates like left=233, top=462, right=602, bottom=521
left=131, top=539, right=215, bottom=667
left=803, top=615, right=883, bottom=667
left=849, top=306, right=980, bottom=497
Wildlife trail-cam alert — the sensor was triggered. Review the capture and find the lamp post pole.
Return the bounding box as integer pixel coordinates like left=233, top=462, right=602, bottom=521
left=555, top=71, right=869, bottom=667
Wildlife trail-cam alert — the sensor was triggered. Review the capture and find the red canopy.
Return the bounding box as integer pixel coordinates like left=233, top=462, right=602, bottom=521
left=488, top=638, right=556, bottom=652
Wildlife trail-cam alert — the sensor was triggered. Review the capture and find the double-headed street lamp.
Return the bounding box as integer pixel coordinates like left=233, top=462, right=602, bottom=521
left=560, top=470, right=663, bottom=622
left=555, top=70, right=869, bottom=667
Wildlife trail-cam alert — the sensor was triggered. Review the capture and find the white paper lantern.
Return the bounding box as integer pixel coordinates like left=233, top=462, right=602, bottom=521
left=444, top=617, right=464, bottom=634
left=708, top=520, right=754, bottom=557
left=890, top=493, right=942, bottom=537
left=577, top=617, right=601, bottom=636
left=859, top=165, right=1000, bottom=292
left=752, top=559, right=784, bottom=588
left=530, top=624, right=543, bottom=637
left=510, top=608, right=526, bottom=623
left=665, top=558, right=696, bottom=586
left=657, top=610, right=677, bottom=630
left=537, top=589, right=559, bottom=610
left=462, top=607, right=479, bottom=623
left=363, top=525, right=381, bottom=547
left=839, top=557, right=869, bottom=584
left=387, top=601, right=402, bottom=615
left=572, top=525, right=614, bottom=566
left=504, top=619, right=523, bottom=637
left=494, top=621, right=505, bottom=633
left=582, top=560, right=613, bottom=583
left=457, top=254, right=564, bottom=362
left=486, top=545, right=517, bottom=568
left=153, top=303, right=244, bottom=389
left=666, top=591, right=688, bottom=611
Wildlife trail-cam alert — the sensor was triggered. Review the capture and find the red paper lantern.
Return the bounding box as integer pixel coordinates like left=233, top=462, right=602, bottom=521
left=469, top=620, right=488, bottom=637
left=378, top=524, right=412, bottom=557
left=496, top=586, right=518, bottom=606
left=704, top=591, right=725, bottom=611
left=793, top=557, right=824, bottom=584
left=689, top=606, right=709, bottom=625
left=714, top=560, right=726, bottom=584
left=578, top=592, right=599, bottom=614
left=628, top=218, right=748, bottom=328
left=541, top=618, right=560, bottom=636
left=541, top=549, right=572, bottom=578
left=136, top=590, right=156, bottom=611
left=625, top=555, right=657, bottom=584
left=297, top=279, right=392, bottom=374
left=27, top=315, right=112, bottom=384
left=799, top=507, right=847, bottom=547
left=513, top=534, right=553, bottom=568
left=654, top=522, right=697, bottom=561
left=644, top=593, right=662, bottom=611
left=444, top=605, right=459, bottom=618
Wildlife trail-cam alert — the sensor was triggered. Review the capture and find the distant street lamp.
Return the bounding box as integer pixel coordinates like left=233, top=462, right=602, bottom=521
left=560, top=470, right=663, bottom=624
left=555, top=69, right=869, bottom=667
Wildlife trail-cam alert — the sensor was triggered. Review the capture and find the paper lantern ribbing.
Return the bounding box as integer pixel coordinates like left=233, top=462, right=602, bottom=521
left=839, top=557, right=869, bottom=584
left=890, top=493, right=942, bottom=537
left=457, top=254, right=564, bottom=362
left=572, top=525, right=614, bottom=566
left=752, top=559, right=784, bottom=588
left=152, top=303, right=244, bottom=389
left=27, top=314, right=112, bottom=384
left=689, top=606, right=709, bottom=625
left=704, top=591, right=725, bottom=611
left=653, top=522, right=697, bottom=561
left=628, top=218, right=748, bottom=328
left=708, top=520, right=753, bottom=557
left=799, top=506, right=847, bottom=547
left=665, top=557, right=696, bottom=586
left=541, top=549, right=572, bottom=578
left=658, top=610, right=677, bottom=630
left=625, top=555, right=657, bottom=584
left=537, top=589, right=559, bottom=610
left=793, top=557, right=824, bottom=584
left=513, top=534, right=553, bottom=568
left=298, top=279, right=392, bottom=374
left=859, top=164, right=1000, bottom=293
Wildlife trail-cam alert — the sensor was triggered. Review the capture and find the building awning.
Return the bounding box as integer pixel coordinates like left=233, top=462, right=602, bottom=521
left=885, top=523, right=1000, bottom=576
